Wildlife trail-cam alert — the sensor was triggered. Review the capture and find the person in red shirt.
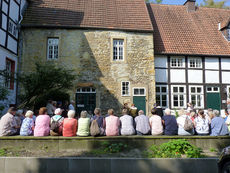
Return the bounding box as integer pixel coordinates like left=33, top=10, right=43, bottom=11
left=63, top=110, right=77, bottom=137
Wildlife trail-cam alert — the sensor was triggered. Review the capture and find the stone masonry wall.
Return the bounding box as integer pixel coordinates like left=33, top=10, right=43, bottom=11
left=20, top=29, right=155, bottom=115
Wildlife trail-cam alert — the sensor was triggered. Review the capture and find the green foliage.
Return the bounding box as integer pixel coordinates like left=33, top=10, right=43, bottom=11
left=144, top=139, right=203, bottom=158
left=200, top=0, right=229, bottom=9
left=145, top=0, right=163, bottom=4
left=102, top=141, right=128, bottom=153
left=209, top=147, right=217, bottom=152
left=0, top=148, right=7, bottom=156
left=17, top=61, right=76, bottom=108
left=174, top=109, right=179, bottom=118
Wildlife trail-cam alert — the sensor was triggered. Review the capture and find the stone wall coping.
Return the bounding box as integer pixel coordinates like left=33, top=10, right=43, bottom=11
left=0, top=135, right=229, bottom=140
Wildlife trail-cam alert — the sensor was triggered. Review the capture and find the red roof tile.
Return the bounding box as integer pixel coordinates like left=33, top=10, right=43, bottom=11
left=148, top=3, right=230, bottom=56
left=22, top=0, right=153, bottom=32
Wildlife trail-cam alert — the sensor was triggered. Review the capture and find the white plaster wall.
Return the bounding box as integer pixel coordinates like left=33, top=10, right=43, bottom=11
left=2, top=1, right=8, bottom=14
left=0, top=29, right=6, bottom=46
left=0, top=47, right=18, bottom=111
left=2, top=14, right=7, bottom=30
left=9, top=0, right=19, bottom=22
left=7, top=36, right=17, bottom=54
left=155, top=69, right=168, bottom=82
left=188, top=70, right=203, bottom=83
left=222, top=72, right=230, bottom=84
left=170, top=69, right=185, bottom=83
left=155, top=56, right=167, bottom=68
left=221, top=58, right=230, bottom=70
left=205, top=70, right=219, bottom=83
left=205, top=57, right=219, bottom=70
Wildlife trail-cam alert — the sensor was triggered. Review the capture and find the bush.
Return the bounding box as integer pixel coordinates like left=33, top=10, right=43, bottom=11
left=144, top=139, right=203, bottom=158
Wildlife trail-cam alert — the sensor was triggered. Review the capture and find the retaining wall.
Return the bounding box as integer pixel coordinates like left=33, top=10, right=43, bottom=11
left=0, top=157, right=218, bottom=173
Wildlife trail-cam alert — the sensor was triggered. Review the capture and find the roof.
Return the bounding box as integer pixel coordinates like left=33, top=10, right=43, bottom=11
left=22, top=0, right=153, bottom=32
left=148, top=4, right=230, bottom=56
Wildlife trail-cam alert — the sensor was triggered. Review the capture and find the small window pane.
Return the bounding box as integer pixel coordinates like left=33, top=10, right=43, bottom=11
left=214, top=87, right=218, bottom=91
left=134, top=89, right=139, bottom=95
left=179, top=87, right=184, bottom=93
left=173, top=87, right=178, bottom=93
left=191, top=87, right=196, bottom=93
left=140, top=89, right=145, bottom=95
left=161, top=87, right=167, bottom=93
left=156, top=87, right=160, bottom=93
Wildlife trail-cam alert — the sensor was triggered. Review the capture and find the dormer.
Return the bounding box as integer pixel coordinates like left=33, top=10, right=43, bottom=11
left=219, top=17, right=230, bottom=41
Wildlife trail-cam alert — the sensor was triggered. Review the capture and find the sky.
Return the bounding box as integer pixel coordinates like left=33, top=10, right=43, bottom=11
left=161, top=0, right=230, bottom=6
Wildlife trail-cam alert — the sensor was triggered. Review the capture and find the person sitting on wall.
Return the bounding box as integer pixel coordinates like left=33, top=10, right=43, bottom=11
left=130, top=104, right=138, bottom=118
left=177, top=109, right=194, bottom=136
left=122, top=103, right=130, bottom=115
left=194, top=109, right=210, bottom=136
left=34, top=107, right=51, bottom=137
left=14, top=109, right=24, bottom=134
left=77, top=111, right=90, bottom=137
left=120, top=109, right=136, bottom=136
left=149, top=108, right=163, bottom=135
left=91, top=108, right=105, bottom=136
left=0, top=107, right=19, bottom=136
left=210, top=110, right=229, bottom=136
left=50, top=108, right=64, bottom=136
left=68, top=100, right=75, bottom=111
left=135, top=110, right=150, bottom=135
left=105, top=109, right=120, bottom=136
left=63, top=110, right=77, bottom=137
left=20, top=110, right=35, bottom=136
left=154, top=103, right=164, bottom=118
left=187, top=102, right=194, bottom=113
left=46, top=100, right=55, bottom=117
left=162, top=108, right=178, bottom=135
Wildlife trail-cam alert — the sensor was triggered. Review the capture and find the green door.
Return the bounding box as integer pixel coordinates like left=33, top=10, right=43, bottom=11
left=206, top=91, right=221, bottom=111
left=76, top=93, right=96, bottom=116
left=133, top=96, right=146, bottom=114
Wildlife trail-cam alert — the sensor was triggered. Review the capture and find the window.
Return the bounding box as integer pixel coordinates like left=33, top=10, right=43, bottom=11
left=113, top=39, right=124, bottom=61
left=121, top=82, right=130, bottom=96
left=133, top=88, right=146, bottom=96
left=227, top=29, right=230, bottom=41
left=189, top=58, right=202, bottom=68
left=206, top=86, right=219, bottom=92
left=76, top=87, right=96, bottom=93
left=170, top=58, right=184, bottom=67
left=8, top=19, right=18, bottom=38
left=5, top=58, right=15, bottom=90
left=47, top=38, right=59, bottom=60
left=189, top=86, right=203, bottom=108
left=156, top=85, right=168, bottom=107
left=171, top=85, right=186, bottom=108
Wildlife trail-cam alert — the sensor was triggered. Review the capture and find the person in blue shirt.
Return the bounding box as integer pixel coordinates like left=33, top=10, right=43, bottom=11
left=210, top=110, right=229, bottom=136
left=162, top=108, right=178, bottom=135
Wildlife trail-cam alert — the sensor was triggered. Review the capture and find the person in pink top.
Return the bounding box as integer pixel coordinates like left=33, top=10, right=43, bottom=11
left=34, top=107, right=50, bottom=136
left=63, top=110, right=77, bottom=137
left=105, top=109, right=120, bottom=136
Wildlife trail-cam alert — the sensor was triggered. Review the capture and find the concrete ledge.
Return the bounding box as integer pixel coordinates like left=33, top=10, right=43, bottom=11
left=0, top=157, right=218, bottom=173
left=0, top=136, right=229, bottom=152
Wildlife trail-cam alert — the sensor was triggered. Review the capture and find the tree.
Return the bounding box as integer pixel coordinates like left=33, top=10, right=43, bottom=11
left=200, top=0, right=229, bottom=9
left=17, top=61, right=77, bottom=108
left=145, top=0, right=163, bottom=4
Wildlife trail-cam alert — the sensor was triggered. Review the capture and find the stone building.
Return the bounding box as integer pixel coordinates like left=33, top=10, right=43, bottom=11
left=20, top=0, right=155, bottom=115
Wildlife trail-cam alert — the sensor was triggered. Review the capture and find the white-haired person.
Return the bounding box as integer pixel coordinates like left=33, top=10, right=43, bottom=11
left=149, top=108, right=163, bottom=135
left=63, top=110, right=77, bottom=137
left=20, top=110, right=35, bottom=136
left=50, top=108, right=64, bottom=136
left=210, top=110, right=229, bottom=136
left=177, top=109, right=194, bottom=135
left=135, top=110, right=150, bottom=135
left=162, top=108, right=178, bottom=135
left=77, top=111, right=90, bottom=136
left=120, top=109, right=135, bottom=136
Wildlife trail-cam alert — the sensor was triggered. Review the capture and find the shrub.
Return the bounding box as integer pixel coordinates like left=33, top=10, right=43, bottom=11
left=144, top=139, right=203, bottom=158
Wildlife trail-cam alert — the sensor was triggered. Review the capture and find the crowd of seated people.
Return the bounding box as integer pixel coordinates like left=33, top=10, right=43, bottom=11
left=0, top=103, right=230, bottom=137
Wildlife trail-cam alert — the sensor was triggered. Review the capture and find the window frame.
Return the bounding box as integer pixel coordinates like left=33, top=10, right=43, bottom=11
left=5, top=58, right=15, bottom=90
left=189, top=85, right=204, bottom=108
left=47, top=38, right=59, bottom=60
left=156, top=85, right=168, bottom=108
left=188, top=57, right=202, bottom=68
left=121, top=81, right=130, bottom=96
left=113, top=39, right=124, bottom=61
left=133, top=87, right=146, bottom=96
left=170, top=57, right=185, bottom=68
left=171, top=85, right=186, bottom=108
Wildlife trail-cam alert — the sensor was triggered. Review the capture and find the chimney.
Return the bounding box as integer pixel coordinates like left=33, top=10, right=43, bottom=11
left=184, top=0, right=196, bottom=12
